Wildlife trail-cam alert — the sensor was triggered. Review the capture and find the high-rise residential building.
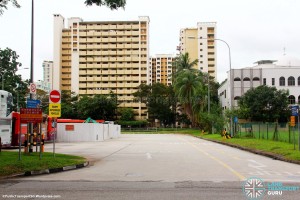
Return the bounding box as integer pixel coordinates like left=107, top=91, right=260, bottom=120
left=179, top=22, right=217, bottom=79
left=149, top=54, right=176, bottom=86
left=53, top=14, right=150, bottom=119
left=42, top=60, right=53, bottom=89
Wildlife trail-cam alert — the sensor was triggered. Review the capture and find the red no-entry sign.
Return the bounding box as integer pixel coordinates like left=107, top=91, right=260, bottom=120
left=49, top=90, right=61, bottom=103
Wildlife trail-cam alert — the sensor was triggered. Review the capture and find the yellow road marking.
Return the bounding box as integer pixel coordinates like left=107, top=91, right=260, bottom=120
left=178, top=136, right=245, bottom=181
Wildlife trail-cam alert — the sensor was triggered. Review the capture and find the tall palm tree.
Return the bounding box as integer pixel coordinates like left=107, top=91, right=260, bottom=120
left=173, top=52, right=198, bottom=74
left=174, top=70, right=203, bottom=126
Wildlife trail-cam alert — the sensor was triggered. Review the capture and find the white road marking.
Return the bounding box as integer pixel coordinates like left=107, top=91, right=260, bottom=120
left=146, top=153, right=152, bottom=159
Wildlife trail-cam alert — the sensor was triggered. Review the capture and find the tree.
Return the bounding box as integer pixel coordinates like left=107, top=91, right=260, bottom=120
left=173, top=52, right=198, bottom=74
left=85, top=0, right=126, bottom=10
left=0, top=0, right=125, bottom=15
left=0, top=48, right=28, bottom=111
left=0, top=0, right=20, bottom=15
left=118, top=107, right=135, bottom=121
left=238, top=85, right=289, bottom=122
left=174, top=70, right=203, bottom=126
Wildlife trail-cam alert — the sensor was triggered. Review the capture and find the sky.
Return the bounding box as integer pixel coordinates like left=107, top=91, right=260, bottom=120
left=0, top=0, right=300, bottom=83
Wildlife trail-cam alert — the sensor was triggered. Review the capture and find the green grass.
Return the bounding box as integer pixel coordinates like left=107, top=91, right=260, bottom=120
left=201, top=134, right=300, bottom=161
left=0, top=151, right=86, bottom=177
left=122, top=128, right=202, bottom=136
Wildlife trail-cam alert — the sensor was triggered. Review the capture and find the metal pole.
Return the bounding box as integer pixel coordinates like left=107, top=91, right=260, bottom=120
left=29, top=0, right=34, bottom=153
left=18, top=120, right=22, bottom=161
left=1, top=74, right=3, bottom=90
left=298, top=113, right=300, bottom=151
left=207, top=74, right=210, bottom=114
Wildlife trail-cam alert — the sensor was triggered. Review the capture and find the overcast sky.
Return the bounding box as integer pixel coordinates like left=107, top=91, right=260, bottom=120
left=1, top=0, right=299, bottom=83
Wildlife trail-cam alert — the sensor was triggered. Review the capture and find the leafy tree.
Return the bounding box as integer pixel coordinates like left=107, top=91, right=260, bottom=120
left=85, top=0, right=126, bottom=10
left=76, top=94, right=117, bottom=120
left=0, top=0, right=20, bottom=15
left=0, top=48, right=28, bottom=111
left=238, top=85, right=289, bottom=122
left=118, top=107, right=135, bottom=121
left=35, top=89, right=48, bottom=111
left=0, top=0, right=125, bottom=15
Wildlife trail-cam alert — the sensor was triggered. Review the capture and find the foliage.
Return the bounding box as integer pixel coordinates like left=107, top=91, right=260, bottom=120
left=0, top=0, right=20, bottom=15
left=238, top=85, right=289, bottom=122
left=117, top=120, right=148, bottom=127
left=85, top=0, right=126, bottom=10
left=133, top=83, right=176, bottom=126
left=76, top=94, right=117, bottom=120
left=0, top=0, right=126, bottom=16
left=173, top=52, right=198, bottom=74
left=118, top=107, right=135, bottom=121
left=0, top=48, right=28, bottom=111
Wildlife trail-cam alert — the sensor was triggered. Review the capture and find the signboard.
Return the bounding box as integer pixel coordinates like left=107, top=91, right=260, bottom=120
left=49, top=103, right=61, bottom=117
left=291, top=105, right=299, bottom=116
left=65, top=125, right=74, bottom=131
left=29, top=83, right=37, bottom=94
left=49, top=90, right=61, bottom=103
left=26, top=99, right=41, bottom=108
left=290, top=116, right=296, bottom=127
left=234, top=116, right=238, bottom=123
left=20, top=108, right=42, bottom=123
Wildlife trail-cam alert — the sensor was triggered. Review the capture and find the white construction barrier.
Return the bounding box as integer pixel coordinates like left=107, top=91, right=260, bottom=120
left=57, top=123, right=120, bottom=142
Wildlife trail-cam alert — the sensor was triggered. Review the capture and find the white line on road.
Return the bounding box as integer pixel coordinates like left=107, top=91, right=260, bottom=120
left=146, top=153, right=152, bottom=160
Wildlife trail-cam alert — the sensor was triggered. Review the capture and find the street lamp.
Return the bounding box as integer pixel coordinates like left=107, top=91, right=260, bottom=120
left=188, top=36, right=233, bottom=136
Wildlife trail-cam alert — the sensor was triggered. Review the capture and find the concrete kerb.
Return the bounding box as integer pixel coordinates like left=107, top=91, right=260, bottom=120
left=0, top=161, right=89, bottom=179
left=197, top=136, right=300, bottom=165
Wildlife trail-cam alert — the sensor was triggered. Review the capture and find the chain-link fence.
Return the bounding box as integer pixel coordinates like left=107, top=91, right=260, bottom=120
left=234, top=122, right=299, bottom=145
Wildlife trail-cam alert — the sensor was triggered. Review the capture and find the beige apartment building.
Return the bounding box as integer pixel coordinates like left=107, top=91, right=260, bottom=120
left=53, top=14, right=150, bottom=119
left=179, top=22, right=217, bottom=79
left=150, top=54, right=176, bottom=86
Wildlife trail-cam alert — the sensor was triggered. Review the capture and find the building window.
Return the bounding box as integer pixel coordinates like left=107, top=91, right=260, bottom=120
left=288, top=76, right=295, bottom=86
left=298, top=95, right=300, bottom=104
left=279, top=77, right=285, bottom=86
left=234, top=77, right=241, bottom=81
left=243, top=77, right=250, bottom=81
left=263, top=78, right=266, bottom=85
left=272, top=78, right=275, bottom=86
left=298, top=77, right=300, bottom=86
left=253, top=77, right=260, bottom=81
left=289, top=95, right=296, bottom=104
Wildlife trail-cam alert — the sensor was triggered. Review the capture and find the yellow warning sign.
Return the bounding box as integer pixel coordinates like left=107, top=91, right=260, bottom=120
left=49, top=103, right=61, bottom=117
left=290, top=116, right=296, bottom=127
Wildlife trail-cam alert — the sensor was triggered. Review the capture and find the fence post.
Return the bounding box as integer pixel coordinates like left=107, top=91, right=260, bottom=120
left=259, top=123, right=260, bottom=139
left=289, top=124, right=291, bottom=143
left=267, top=123, right=269, bottom=140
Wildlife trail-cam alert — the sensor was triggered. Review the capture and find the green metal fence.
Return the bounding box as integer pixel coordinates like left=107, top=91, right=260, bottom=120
left=235, top=122, right=299, bottom=145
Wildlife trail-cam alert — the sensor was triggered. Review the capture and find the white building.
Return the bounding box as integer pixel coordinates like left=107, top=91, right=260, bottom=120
left=42, top=60, right=53, bottom=89
left=218, top=55, right=300, bottom=110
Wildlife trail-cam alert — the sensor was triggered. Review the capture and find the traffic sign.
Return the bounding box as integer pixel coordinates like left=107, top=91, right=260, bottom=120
left=49, top=103, right=61, bottom=117
left=26, top=99, right=41, bottom=108
left=20, top=108, right=42, bottom=123
left=49, top=90, right=61, bottom=103
left=291, top=105, right=299, bottom=116
left=290, top=116, right=296, bottom=127
left=30, top=83, right=37, bottom=94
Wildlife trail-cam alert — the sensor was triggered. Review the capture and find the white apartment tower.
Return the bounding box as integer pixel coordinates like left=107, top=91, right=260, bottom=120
left=53, top=14, right=150, bottom=119
left=42, top=60, right=53, bottom=88
left=179, top=22, right=217, bottom=79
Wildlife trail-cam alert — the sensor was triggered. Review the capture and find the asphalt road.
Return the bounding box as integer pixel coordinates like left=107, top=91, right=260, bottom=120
left=1, top=134, right=300, bottom=200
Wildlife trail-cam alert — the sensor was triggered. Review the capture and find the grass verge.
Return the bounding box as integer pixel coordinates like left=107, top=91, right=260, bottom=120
left=0, top=151, right=86, bottom=178
left=200, top=134, right=300, bottom=161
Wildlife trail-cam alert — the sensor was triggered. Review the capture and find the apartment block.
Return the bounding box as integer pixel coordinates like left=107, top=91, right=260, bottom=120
left=149, top=54, right=176, bottom=86
left=53, top=14, right=150, bottom=119
left=179, top=22, right=217, bottom=79
left=42, top=60, right=53, bottom=89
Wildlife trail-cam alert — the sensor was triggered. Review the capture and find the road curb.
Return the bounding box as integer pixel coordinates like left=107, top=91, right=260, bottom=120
left=197, top=136, right=300, bottom=165
left=1, top=161, right=89, bottom=179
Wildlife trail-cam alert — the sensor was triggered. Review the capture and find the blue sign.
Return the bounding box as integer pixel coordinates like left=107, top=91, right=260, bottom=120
left=27, top=99, right=41, bottom=108
left=291, top=105, right=299, bottom=116
left=234, top=116, right=238, bottom=123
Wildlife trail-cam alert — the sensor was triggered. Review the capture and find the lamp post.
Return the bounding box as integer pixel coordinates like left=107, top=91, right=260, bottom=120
left=1, top=72, right=8, bottom=90
left=188, top=36, right=233, bottom=136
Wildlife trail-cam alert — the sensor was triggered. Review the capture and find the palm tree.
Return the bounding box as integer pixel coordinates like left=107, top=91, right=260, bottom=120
left=173, top=52, right=198, bottom=74
left=174, top=70, right=203, bottom=126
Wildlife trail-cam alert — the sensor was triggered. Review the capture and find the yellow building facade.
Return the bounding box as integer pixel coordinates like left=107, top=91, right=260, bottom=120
left=53, top=15, right=150, bottom=119
left=150, top=54, right=176, bottom=86
left=179, top=22, right=217, bottom=79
